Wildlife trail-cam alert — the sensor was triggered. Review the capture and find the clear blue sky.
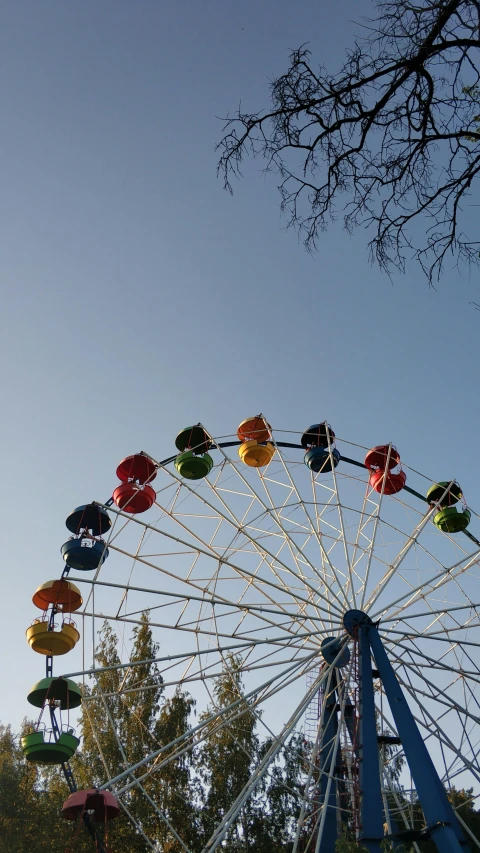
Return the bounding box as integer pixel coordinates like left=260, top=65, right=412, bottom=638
left=1, top=0, right=479, bottom=729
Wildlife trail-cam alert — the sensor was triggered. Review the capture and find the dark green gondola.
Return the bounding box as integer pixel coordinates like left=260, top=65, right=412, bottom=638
left=27, top=677, right=82, bottom=709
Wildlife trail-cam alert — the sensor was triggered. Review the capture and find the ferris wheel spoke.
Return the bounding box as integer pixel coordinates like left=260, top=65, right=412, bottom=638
left=384, top=634, right=480, bottom=709
left=243, top=486, right=348, bottom=616
left=94, top=649, right=319, bottom=700
left=65, top=632, right=320, bottom=686
left=74, top=576, right=334, bottom=635
left=308, top=481, right=359, bottom=610
left=383, top=625, right=480, bottom=646
left=147, top=647, right=327, bottom=801
left=102, top=524, right=334, bottom=640
left=381, top=635, right=480, bottom=689
left=205, top=550, right=321, bottom=640
left=79, top=610, right=324, bottom=667
left=377, top=636, right=480, bottom=782
left=361, top=505, right=439, bottom=614
left=370, top=545, right=480, bottom=622
left=381, top=591, right=480, bottom=675
left=409, top=695, right=480, bottom=786
left=81, top=700, right=159, bottom=851
left=291, top=666, right=336, bottom=853
left=381, top=766, right=422, bottom=852
left=199, top=664, right=331, bottom=853
left=312, top=653, right=355, bottom=853
left=203, top=465, right=335, bottom=627
left=104, top=504, right=345, bottom=627
left=399, top=665, right=466, bottom=784
left=157, top=447, right=347, bottom=616
left=383, top=611, right=480, bottom=643
left=323, top=434, right=357, bottom=609
left=456, top=812, right=480, bottom=851
left=96, top=684, right=196, bottom=853
left=453, top=708, right=480, bottom=781
left=199, top=575, right=318, bottom=718
left=113, top=527, right=151, bottom=619
left=380, top=601, right=480, bottom=624
left=399, top=640, right=480, bottom=758
left=198, top=649, right=320, bottom=804
left=116, top=657, right=323, bottom=801
left=252, top=438, right=353, bottom=611
left=101, top=647, right=320, bottom=794
left=389, top=657, right=480, bottom=728
left=352, top=482, right=385, bottom=610
left=270, top=438, right=351, bottom=615
left=386, top=631, right=480, bottom=693
left=391, top=603, right=480, bottom=638
left=396, top=673, right=480, bottom=784
left=355, top=445, right=409, bottom=608
left=457, top=662, right=480, bottom=715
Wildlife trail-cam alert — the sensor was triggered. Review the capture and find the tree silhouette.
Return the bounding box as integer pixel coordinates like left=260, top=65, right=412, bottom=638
left=217, top=0, right=480, bottom=283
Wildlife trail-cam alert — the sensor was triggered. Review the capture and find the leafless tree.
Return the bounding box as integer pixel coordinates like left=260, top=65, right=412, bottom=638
left=217, top=0, right=480, bottom=283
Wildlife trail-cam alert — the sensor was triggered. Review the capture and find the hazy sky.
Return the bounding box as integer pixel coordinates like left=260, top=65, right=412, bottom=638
left=1, top=0, right=479, bottom=729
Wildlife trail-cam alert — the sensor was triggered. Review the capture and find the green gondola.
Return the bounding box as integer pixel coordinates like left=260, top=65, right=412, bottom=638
left=21, top=730, right=80, bottom=764
left=433, top=506, right=471, bottom=533
left=175, top=451, right=213, bottom=480
left=27, top=677, right=82, bottom=709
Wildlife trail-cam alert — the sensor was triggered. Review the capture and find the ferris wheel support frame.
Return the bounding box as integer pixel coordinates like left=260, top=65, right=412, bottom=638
left=317, top=666, right=341, bottom=853
left=358, top=625, right=385, bottom=853
left=345, top=610, right=469, bottom=853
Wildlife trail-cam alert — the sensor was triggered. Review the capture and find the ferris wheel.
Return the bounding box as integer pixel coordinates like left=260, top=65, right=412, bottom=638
left=22, top=416, right=480, bottom=853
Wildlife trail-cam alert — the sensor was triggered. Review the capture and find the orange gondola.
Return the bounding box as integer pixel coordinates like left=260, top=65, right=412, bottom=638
left=32, top=579, right=82, bottom=613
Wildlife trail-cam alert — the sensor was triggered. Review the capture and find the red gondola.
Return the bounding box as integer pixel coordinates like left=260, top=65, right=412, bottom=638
left=113, top=483, right=156, bottom=513
left=369, top=469, right=406, bottom=495
left=364, top=445, right=401, bottom=471
left=116, top=454, right=156, bottom=485
left=62, top=789, right=120, bottom=822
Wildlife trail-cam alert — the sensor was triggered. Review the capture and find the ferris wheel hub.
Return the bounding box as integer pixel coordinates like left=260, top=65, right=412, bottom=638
left=320, top=636, right=350, bottom=667
left=343, top=609, right=374, bottom=636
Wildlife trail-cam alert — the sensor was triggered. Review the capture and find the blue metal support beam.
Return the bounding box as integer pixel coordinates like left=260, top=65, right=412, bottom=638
left=357, top=625, right=385, bottom=853
left=338, top=698, right=356, bottom=826
left=318, top=669, right=340, bottom=853
left=368, top=623, right=469, bottom=853
left=344, top=609, right=470, bottom=853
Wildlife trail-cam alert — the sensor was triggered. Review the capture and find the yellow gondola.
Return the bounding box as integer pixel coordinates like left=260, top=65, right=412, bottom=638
left=238, top=440, right=275, bottom=468
left=26, top=618, right=80, bottom=655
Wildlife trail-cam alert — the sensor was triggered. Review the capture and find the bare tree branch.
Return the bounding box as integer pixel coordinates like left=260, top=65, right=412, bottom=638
left=217, top=0, right=480, bottom=283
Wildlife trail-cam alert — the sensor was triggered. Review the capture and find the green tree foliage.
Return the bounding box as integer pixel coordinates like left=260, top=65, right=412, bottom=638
left=0, top=723, right=92, bottom=853
left=251, top=732, right=312, bottom=853
left=153, top=688, right=199, bottom=853
left=4, top=621, right=480, bottom=853
left=335, top=834, right=370, bottom=853
left=197, top=654, right=258, bottom=850
left=197, top=656, right=311, bottom=853
left=406, top=786, right=480, bottom=853
left=79, top=621, right=126, bottom=787
left=79, top=614, right=197, bottom=852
